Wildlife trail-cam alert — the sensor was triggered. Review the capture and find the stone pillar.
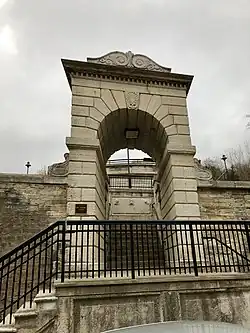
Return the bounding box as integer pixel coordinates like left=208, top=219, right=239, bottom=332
left=66, top=138, right=107, bottom=220
left=158, top=145, right=201, bottom=270
left=159, top=145, right=200, bottom=221
left=65, top=138, right=107, bottom=277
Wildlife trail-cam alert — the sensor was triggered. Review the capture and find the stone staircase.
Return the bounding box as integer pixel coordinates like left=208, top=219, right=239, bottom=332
left=106, top=223, right=165, bottom=271
left=0, top=290, right=57, bottom=333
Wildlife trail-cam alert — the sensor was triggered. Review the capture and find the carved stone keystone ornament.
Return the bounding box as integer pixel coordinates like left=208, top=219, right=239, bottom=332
left=87, top=51, right=171, bottom=73
left=125, top=92, right=139, bottom=110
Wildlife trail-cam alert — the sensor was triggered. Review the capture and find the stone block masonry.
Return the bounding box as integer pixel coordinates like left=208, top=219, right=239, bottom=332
left=198, top=181, right=250, bottom=220
left=0, top=174, right=67, bottom=256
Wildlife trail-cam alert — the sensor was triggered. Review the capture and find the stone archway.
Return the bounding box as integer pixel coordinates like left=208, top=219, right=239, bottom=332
left=63, top=51, right=200, bottom=220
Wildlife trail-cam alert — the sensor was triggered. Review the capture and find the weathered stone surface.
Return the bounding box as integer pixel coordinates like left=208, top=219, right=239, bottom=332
left=101, top=89, right=118, bottom=111
left=55, top=275, right=250, bottom=332
left=72, top=96, right=94, bottom=107
left=111, top=90, right=126, bottom=109
left=0, top=175, right=67, bottom=256
left=139, top=94, right=151, bottom=111
left=198, top=186, right=250, bottom=220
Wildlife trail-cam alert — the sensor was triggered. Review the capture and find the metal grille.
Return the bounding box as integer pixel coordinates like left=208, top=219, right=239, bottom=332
left=109, top=176, right=153, bottom=189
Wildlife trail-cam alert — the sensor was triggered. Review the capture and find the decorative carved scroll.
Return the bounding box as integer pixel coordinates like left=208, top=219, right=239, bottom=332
left=194, top=158, right=213, bottom=181
left=87, top=51, right=171, bottom=73
left=48, top=153, right=69, bottom=177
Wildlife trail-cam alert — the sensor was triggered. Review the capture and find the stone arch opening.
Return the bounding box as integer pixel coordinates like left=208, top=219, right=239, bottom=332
left=98, top=108, right=167, bottom=164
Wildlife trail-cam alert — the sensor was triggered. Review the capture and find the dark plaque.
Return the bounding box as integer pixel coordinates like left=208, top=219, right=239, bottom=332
left=75, top=204, right=87, bottom=214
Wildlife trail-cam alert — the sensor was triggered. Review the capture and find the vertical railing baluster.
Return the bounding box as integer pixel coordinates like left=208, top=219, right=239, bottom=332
left=80, top=224, right=84, bottom=279
left=69, top=224, right=72, bottom=279
left=61, top=222, right=66, bottom=283
left=120, top=224, right=123, bottom=277
left=24, top=243, right=30, bottom=304
left=146, top=223, right=151, bottom=275
left=189, top=223, right=198, bottom=276
left=235, top=223, right=245, bottom=271
left=174, top=224, right=181, bottom=274
left=108, top=224, right=112, bottom=278
left=103, top=223, right=107, bottom=278
left=130, top=224, right=135, bottom=279
left=3, top=256, right=11, bottom=324
left=98, top=224, right=101, bottom=278
left=195, top=222, right=203, bottom=274
left=216, top=223, right=225, bottom=272
left=230, top=223, right=240, bottom=272
left=75, top=224, right=78, bottom=278
left=244, top=223, right=250, bottom=271
left=49, top=232, right=54, bottom=293
left=136, top=223, right=140, bottom=276
left=184, top=223, right=191, bottom=274
left=56, top=225, right=60, bottom=280
left=170, top=224, right=176, bottom=274
left=240, top=223, right=248, bottom=272
left=141, top=224, right=146, bottom=276
left=159, top=224, right=166, bottom=275
left=114, top=223, right=117, bottom=277
left=150, top=223, right=156, bottom=276
left=30, top=239, right=36, bottom=305
left=125, top=224, right=129, bottom=277
left=155, top=224, right=162, bottom=275
left=92, top=224, right=95, bottom=278
left=42, top=234, right=48, bottom=293
left=209, top=223, right=217, bottom=273
left=86, top=224, right=89, bottom=278
left=179, top=224, right=186, bottom=274
left=9, top=252, right=17, bottom=324
left=164, top=223, right=171, bottom=274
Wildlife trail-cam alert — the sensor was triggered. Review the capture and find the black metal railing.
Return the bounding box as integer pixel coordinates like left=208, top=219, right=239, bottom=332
left=106, top=158, right=155, bottom=165
left=1, top=220, right=250, bottom=324
left=109, top=175, right=154, bottom=189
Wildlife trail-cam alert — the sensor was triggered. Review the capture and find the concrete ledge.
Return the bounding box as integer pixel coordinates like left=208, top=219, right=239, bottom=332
left=198, top=180, right=250, bottom=189
left=0, top=173, right=67, bottom=185
left=54, top=273, right=250, bottom=289
left=109, top=188, right=153, bottom=194
left=0, top=327, right=16, bottom=333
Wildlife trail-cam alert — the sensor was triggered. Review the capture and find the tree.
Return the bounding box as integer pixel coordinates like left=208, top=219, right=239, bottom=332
left=202, top=142, right=250, bottom=181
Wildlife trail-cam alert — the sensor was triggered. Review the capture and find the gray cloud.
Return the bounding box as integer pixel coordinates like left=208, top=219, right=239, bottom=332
left=0, top=0, right=250, bottom=172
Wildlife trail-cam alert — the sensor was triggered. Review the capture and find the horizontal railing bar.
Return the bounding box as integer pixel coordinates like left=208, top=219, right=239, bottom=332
left=65, top=220, right=250, bottom=226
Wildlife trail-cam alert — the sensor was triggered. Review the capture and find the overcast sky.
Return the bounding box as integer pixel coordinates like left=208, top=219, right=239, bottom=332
left=0, top=0, right=250, bottom=173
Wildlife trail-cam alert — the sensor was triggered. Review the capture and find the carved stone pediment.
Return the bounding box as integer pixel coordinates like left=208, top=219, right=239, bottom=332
left=194, top=158, right=213, bottom=181
left=48, top=153, right=69, bottom=177
left=87, top=51, right=171, bottom=73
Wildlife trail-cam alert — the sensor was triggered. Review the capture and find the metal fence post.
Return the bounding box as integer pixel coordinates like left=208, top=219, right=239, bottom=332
left=130, top=224, right=135, bottom=279
left=189, top=224, right=198, bottom=276
left=61, top=221, right=66, bottom=282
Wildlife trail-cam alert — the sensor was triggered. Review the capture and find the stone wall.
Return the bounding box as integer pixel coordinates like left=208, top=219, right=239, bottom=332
left=0, top=174, right=67, bottom=256
left=198, top=181, right=250, bottom=220
left=55, top=274, right=250, bottom=333
left=109, top=188, right=154, bottom=220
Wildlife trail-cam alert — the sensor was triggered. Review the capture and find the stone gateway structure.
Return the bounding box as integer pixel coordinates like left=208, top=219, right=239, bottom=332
left=1, top=52, right=250, bottom=333
left=63, top=51, right=200, bottom=221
